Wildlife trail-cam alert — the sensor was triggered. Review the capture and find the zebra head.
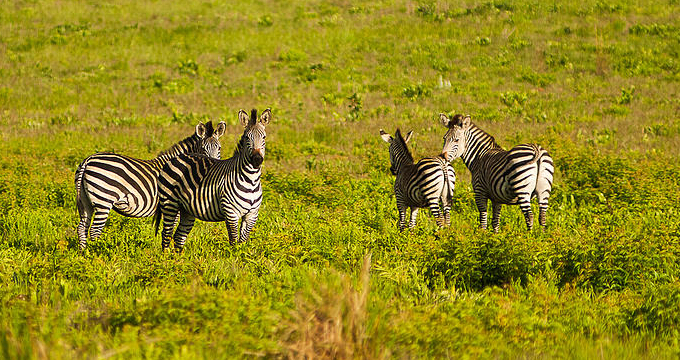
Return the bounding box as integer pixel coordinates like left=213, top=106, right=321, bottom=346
left=238, top=108, right=271, bottom=169
left=195, top=120, right=227, bottom=159
left=380, top=128, right=414, bottom=175
left=439, top=113, right=471, bottom=162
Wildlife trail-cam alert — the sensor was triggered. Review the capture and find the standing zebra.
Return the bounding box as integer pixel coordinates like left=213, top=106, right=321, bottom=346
left=380, top=129, right=456, bottom=230
left=439, top=113, right=554, bottom=232
left=74, top=121, right=226, bottom=249
left=155, top=108, right=271, bottom=250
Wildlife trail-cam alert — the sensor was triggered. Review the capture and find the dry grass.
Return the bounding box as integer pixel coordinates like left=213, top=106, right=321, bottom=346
left=281, top=253, right=385, bottom=360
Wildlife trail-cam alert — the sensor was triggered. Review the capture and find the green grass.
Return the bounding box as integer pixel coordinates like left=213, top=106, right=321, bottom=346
left=1, top=0, right=680, bottom=358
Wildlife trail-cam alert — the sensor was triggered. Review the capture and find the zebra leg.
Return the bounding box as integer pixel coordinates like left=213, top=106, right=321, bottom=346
left=442, top=194, right=452, bottom=227
left=408, top=207, right=418, bottom=229
left=518, top=196, right=534, bottom=231
left=224, top=213, right=240, bottom=244
left=397, top=205, right=407, bottom=231
left=238, top=209, right=259, bottom=243
left=474, top=194, right=489, bottom=230
left=491, top=202, right=502, bottom=233
left=539, top=203, right=548, bottom=229
left=426, top=198, right=444, bottom=227
left=173, top=211, right=195, bottom=252
left=76, top=195, right=94, bottom=249
left=161, top=204, right=180, bottom=251
left=86, top=205, right=112, bottom=248
left=537, top=189, right=551, bottom=230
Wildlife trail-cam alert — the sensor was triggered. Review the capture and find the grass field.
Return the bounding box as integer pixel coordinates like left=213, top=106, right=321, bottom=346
left=1, top=0, right=680, bottom=358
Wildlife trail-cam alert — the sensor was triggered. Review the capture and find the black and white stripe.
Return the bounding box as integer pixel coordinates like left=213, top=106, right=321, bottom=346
left=74, top=121, right=226, bottom=249
left=155, top=108, right=271, bottom=251
left=380, top=129, right=456, bottom=230
left=439, top=114, right=554, bottom=232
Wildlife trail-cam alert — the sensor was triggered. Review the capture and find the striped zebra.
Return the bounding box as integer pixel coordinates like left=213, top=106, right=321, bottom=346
left=154, top=108, right=271, bottom=250
left=380, top=129, right=456, bottom=230
left=439, top=113, right=554, bottom=232
left=74, top=121, right=226, bottom=249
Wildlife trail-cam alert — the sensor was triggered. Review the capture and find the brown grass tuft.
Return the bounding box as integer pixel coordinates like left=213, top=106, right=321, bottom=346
left=281, top=253, right=385, bottom=360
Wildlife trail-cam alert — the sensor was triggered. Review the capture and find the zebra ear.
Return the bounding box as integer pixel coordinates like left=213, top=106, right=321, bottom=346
left=238, top=110, right=249, bottom=127
left=379, top=129, right=392, bottom=143
left=196, top=122, right=207, bottom=139
left=404, top=130, right=414, bottom=143
left=439, top=113, right=451, bottom=128
left=259, top=108, right=271, bottom=125
left=462, top=115, right=471, bottom=128
left=214, top=121, right=226, bottom=138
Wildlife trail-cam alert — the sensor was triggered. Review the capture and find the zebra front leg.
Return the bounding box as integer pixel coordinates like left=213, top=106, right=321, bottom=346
left=491, top=202, right=502, bottom=233
left=238, top=209, right=259, bottom=243
left=224, top=212, right=240, bottom=245
left=474, top=193, right=489, bottom=230
left=86, top=205, right=112, bottom=249
left=173, top=212, right=195, bottom=252
left=408, top=207, right=419, bottom=229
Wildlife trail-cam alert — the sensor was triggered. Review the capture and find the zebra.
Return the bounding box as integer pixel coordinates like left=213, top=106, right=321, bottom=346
left=154, top=108, right=271, bottom=251
left=380, top=129, right=456, bottom=230
left=74, top=121, right=226, bottom=250
left=439, top=113, right=554, bottom=232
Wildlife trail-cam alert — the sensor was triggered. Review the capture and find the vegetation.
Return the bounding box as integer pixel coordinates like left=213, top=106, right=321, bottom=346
left=1, top=0, right=679, bottom=358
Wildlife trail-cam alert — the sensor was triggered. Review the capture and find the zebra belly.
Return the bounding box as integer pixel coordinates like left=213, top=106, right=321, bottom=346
left=182, top=194, right=225, bottom=222
left=112, top=195, right=158, bottom=217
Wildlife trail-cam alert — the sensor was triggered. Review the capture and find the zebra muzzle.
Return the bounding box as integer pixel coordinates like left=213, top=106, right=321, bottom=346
left=251, top=149, right=264, bottom=168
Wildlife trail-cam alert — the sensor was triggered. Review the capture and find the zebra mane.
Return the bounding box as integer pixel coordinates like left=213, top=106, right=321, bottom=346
left=394, top=129, right=414, bottom=164
left=469, top=123, right=502, bottom=150
left=156, top=121, right=215, bottom=158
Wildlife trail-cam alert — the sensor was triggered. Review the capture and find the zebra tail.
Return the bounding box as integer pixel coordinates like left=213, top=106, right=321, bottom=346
left=74, top=155, right=93, bottom=212
left=153, top=206, right=162, bottom=236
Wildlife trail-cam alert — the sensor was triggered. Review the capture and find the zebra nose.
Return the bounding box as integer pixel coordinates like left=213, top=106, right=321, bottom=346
left=441, top=151, right=449, bottom=160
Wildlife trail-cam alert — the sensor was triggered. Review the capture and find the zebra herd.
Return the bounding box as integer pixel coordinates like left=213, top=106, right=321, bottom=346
left=74, top=108, right=554, bottom=252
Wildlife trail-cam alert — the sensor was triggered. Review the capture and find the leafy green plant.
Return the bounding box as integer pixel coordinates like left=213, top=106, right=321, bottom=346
left=402, top=83, right=431, bottom=101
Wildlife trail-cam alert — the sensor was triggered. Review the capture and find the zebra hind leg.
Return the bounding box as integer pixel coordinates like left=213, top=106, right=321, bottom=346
left=161, top=205, right=180, bottom=251
left=538, top=203, right=548, bottom=229
left=76, top=194, right=94, bottom=250
left=426, top=199, right=445, bottom=227
left=442, top=196, right=452, bottom=227
left=173, top=212, right=195, bottom=252
left=397, top=205, right=407, bottom=231
left=491, top=202, right=502, bottom=233
left=518, top=197, right=534, bottom=231
left=86, top=206, right=112, bottom=250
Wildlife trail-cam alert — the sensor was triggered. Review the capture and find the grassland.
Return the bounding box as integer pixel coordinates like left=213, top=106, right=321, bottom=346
left=1, top=0, right=680, bottom=358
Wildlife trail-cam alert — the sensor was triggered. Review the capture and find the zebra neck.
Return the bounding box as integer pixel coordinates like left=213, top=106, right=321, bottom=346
left=150, top=134, right=199, bottom=168
left=392, top=140, right=414, bottom=173
left=233, top=141, right=262, bottom=178
left=394, top=156, right=413, bottom=173
left=461, top=125, right=502, bottom=169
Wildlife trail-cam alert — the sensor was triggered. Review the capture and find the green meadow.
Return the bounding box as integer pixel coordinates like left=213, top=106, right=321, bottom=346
left=1, top=0, right=680, bottom=358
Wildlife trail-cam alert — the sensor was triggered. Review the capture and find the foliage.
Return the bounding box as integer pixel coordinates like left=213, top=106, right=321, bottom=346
left=1, top=0, right=680, bottom=358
